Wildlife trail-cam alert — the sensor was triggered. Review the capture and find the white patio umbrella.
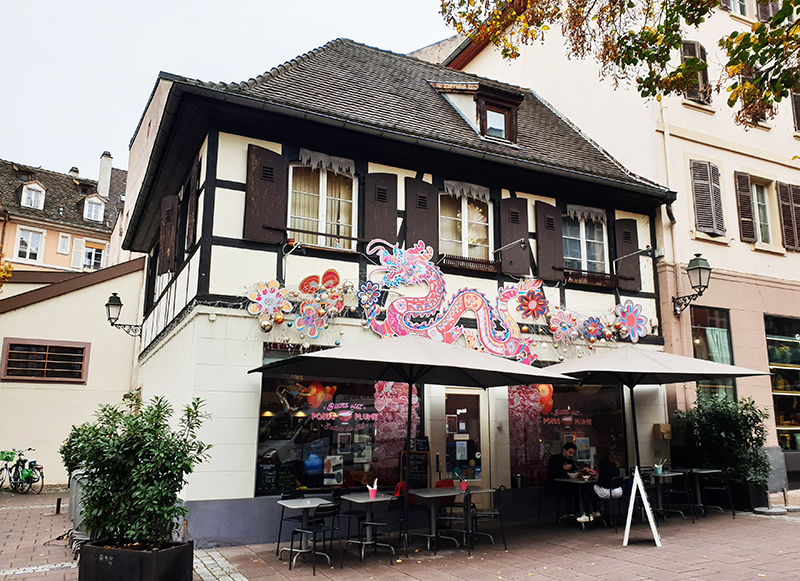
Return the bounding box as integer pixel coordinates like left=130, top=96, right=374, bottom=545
left=249, top=334, right=574, bottom=531
left=546, top=345, right=769, bottom=466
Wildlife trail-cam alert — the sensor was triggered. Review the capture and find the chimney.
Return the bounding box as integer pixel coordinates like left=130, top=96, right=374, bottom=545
left=69, top=167, right=80, bottom=178
left=97, top=151, right=113, bottom=199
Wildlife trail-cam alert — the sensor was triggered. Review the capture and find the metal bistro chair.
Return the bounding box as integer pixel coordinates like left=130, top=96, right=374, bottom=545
left=275, top=490, right=306, bottom=556
left=471, top=485, right=507, bottom=550
left=437, top=488, right=472, bottom=552
left=593, top=476, right=627, bottom=533
left=333, top=488, right=367, bottom=548
left=699, top=468, right=736, bottom=519
left=359, top=491, right=409, bottom=565
left=288, top=502, right=343, bottom=576
left=662, top=469, right=698, bottom=523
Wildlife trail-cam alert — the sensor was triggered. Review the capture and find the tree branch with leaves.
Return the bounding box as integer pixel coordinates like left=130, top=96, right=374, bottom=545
left=441, top=0, right=800, bottom=126
left=0, top=246, right=12, bottom=293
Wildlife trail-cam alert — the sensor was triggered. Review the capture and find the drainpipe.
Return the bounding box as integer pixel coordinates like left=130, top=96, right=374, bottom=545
left=659, top=103, right=691, bottom=413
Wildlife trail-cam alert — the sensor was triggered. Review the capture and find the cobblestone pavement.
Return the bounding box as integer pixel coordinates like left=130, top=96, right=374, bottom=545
left=5, top=488, right=800, bottom=580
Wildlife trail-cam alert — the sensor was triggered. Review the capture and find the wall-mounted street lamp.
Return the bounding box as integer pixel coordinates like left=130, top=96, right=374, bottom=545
left=672, top=254, right=712, bottom=316
left=105, top=293, right=142, bottom=337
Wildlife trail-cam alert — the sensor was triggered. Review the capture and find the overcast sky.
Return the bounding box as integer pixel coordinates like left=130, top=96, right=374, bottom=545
left=0, top=0, right=454, bottom=179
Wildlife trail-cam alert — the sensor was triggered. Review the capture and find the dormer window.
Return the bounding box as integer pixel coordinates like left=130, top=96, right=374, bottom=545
left=429, top=81, right=524, bottom=144
left=84, top=198, right=105, bottom=222
left=21, top=183, right=45, bottom=210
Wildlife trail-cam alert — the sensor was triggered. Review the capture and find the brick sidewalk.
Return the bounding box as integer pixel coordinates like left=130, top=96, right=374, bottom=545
left=4, top=488, right=800, bottom=580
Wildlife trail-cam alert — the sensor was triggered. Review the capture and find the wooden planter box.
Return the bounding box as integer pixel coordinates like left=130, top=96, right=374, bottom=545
left=79, top=540, right=193, bottom=581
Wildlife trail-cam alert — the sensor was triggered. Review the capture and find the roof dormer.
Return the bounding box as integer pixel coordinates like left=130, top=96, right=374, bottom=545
left=83, top=193, right=106, bottom=222
left=429, top=81, right=525, bottom=143
left=20, top=181, right=46, bottom=210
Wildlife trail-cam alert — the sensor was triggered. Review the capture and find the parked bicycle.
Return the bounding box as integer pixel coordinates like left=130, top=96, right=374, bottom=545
left=0, top=450, right=15, bottom=489
left=6, top=448, right=43, bottom=494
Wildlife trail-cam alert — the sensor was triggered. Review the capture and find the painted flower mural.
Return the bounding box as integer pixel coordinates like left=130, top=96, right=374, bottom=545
left=583, top=317, right=604, bottom=341
left=615, top=300, right=649, bottom=343
left=549, top=308, right=578, bottom=344
left=247, top=280, right=292, bottom=323
left=517, top=288, right=549, bottom=319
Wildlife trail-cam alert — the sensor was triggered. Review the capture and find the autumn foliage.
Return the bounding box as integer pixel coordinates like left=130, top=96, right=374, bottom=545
left=440, top=0, right=800, bottom=126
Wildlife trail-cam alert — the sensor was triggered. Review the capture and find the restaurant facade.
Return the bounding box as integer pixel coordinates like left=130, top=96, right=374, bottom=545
left=119, top=39, right=675, bottom=545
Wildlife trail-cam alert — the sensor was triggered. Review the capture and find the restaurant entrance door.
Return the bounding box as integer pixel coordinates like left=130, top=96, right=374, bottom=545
left=443, top=388, right=490, bottom=485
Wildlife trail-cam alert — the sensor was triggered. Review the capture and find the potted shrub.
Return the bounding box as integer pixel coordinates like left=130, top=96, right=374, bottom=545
left=674, top=391, right=772, bottom=510
left=60, top=393, right=210, bottom=581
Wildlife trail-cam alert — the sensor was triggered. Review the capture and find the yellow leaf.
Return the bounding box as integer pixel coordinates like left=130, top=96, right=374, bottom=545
left=656, top=94, right=662, bottom=102
left=793, top=155, right=800, bottom=160
left=541, top=25, right=550, bottom=31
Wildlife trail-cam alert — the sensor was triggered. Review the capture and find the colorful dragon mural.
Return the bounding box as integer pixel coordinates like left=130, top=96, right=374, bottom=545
left=358, top=240, right=548, bottom=361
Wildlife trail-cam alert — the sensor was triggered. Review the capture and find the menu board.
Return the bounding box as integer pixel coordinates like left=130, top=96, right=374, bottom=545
left=400, top=451, right=430, bottom=489
left=414, top=437, right=430, bottom=451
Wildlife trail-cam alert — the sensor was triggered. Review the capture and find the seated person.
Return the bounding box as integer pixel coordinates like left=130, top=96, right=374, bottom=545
left=593, top=445, right=629, bottom=499
left=546, top=442, right=581, bottom=496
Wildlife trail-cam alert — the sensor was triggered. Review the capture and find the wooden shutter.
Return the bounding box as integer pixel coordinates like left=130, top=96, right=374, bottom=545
left=185, top=159, right=200, bottom=249
left=758, top=0, right=779, bottom=22
left=719, top=0, right=732, bottom=10
left=364, top=173, right=398, bottom=244
left=792, top=91, right=800, bottom=131
left=499, top=197, right=530, bottom=276
left=70, top=238, right=85, bottom=270
left=734, top=172, right=756, bottom=243
left=404, top=178, right=439, bottom=256
left=681, top=41, right=709, bottom=103
left=535, top=200, right=563, bottom=281
left=158, top=194, right=179, bottom=275
left=615, top=218, right=641, bottom=291
left=777, top=182, right=799, bottom=251
left=691, top=160, right=725, bottom=236
left=244, top=145, right=288, bottom=244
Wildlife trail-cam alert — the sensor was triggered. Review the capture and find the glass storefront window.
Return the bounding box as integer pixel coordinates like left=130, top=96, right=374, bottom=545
left=444, top=393, right=482, bottom=480
left=256, top=377, right=420, bottom=495
left=691, top=306, right=736, bottom=399
left=765, top=315, right=800, bottom=450
left=508, top=383, right=625, bottom=486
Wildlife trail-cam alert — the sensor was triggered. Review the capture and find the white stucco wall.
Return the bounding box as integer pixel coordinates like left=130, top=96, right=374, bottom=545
left=0, top=266, right=144, bottom=484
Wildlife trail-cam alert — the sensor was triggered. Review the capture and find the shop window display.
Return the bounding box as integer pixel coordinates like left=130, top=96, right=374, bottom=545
left=508, top=383, right=625, bottom=485
left=765, top=315, right=800, bottom=450
left=256, top=377, right=420, bottom=495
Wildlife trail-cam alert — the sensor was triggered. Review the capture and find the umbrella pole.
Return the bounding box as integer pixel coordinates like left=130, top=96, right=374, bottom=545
left=404, top=382, right=414, bottom=542
left=629, top=386, right=642, bottom=467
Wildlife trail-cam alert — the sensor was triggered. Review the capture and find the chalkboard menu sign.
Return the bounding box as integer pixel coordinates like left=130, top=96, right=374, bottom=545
left=414, top=437, right=430, bottom=452
left=276, top=465, right=298, bottom=491
left=400, top=451, right=430, bottom=489
left=256, top=464, right=277, bottom=495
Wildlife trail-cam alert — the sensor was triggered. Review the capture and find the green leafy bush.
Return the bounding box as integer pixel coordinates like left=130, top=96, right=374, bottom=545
left=60, top=394, right=210, bottom=548
left=674, top=391, right=771, bottom=485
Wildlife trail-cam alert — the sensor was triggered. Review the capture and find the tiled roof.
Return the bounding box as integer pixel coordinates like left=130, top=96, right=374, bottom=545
left=174, top=39, right=668, bottom=194
left=0, top=159, right=123, bottom=235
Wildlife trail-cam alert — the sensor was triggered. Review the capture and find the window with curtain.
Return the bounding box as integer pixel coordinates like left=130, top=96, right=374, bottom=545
left=289, top=166, right=354, bottom=249
left=439, top=193, right=490, bottom=259
left=691, top=306, right=736, bottom=399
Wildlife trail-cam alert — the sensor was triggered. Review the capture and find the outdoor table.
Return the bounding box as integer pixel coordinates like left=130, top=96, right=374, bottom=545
left=277, top=497, right=332, bottom=565
left=554, top=477, right=598, bottom=528
left=690, top=468, right=724, bottom=514
left=340, top=492, right=393, bottom=557
left=410, top=486, right=465, bottom=549
left=649, top=471, right=687, bottom=517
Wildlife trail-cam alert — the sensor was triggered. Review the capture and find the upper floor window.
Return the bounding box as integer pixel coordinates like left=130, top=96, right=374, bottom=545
left=439, top=193, right=490, bottom=260
left=288, top=165, right=355, bottom=250
left=84, top=241, right=105, bottom=270
left=57, top=233, right=71, bottom=255
left=681, top=42, right=711, bottom=105
left=752, top=183, right=772, bottom=244
left=15, top=227, right=43, bottom=262
left=1, top=337, right=90, bottom=384
left=21, top=184, right=45, bottom=210
left=84, top=199, right=104, bottom=222
left=562, top=207, right=608, bottom=273
left=733, top=0, right=747, bottom=16
left=476, top=86, right=522, bottom=143
left=690, top=160, right=725, bottom=236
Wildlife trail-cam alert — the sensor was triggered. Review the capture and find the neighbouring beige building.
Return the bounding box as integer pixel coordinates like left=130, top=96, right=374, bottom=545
left=435, top=0, right=800, bottom=488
